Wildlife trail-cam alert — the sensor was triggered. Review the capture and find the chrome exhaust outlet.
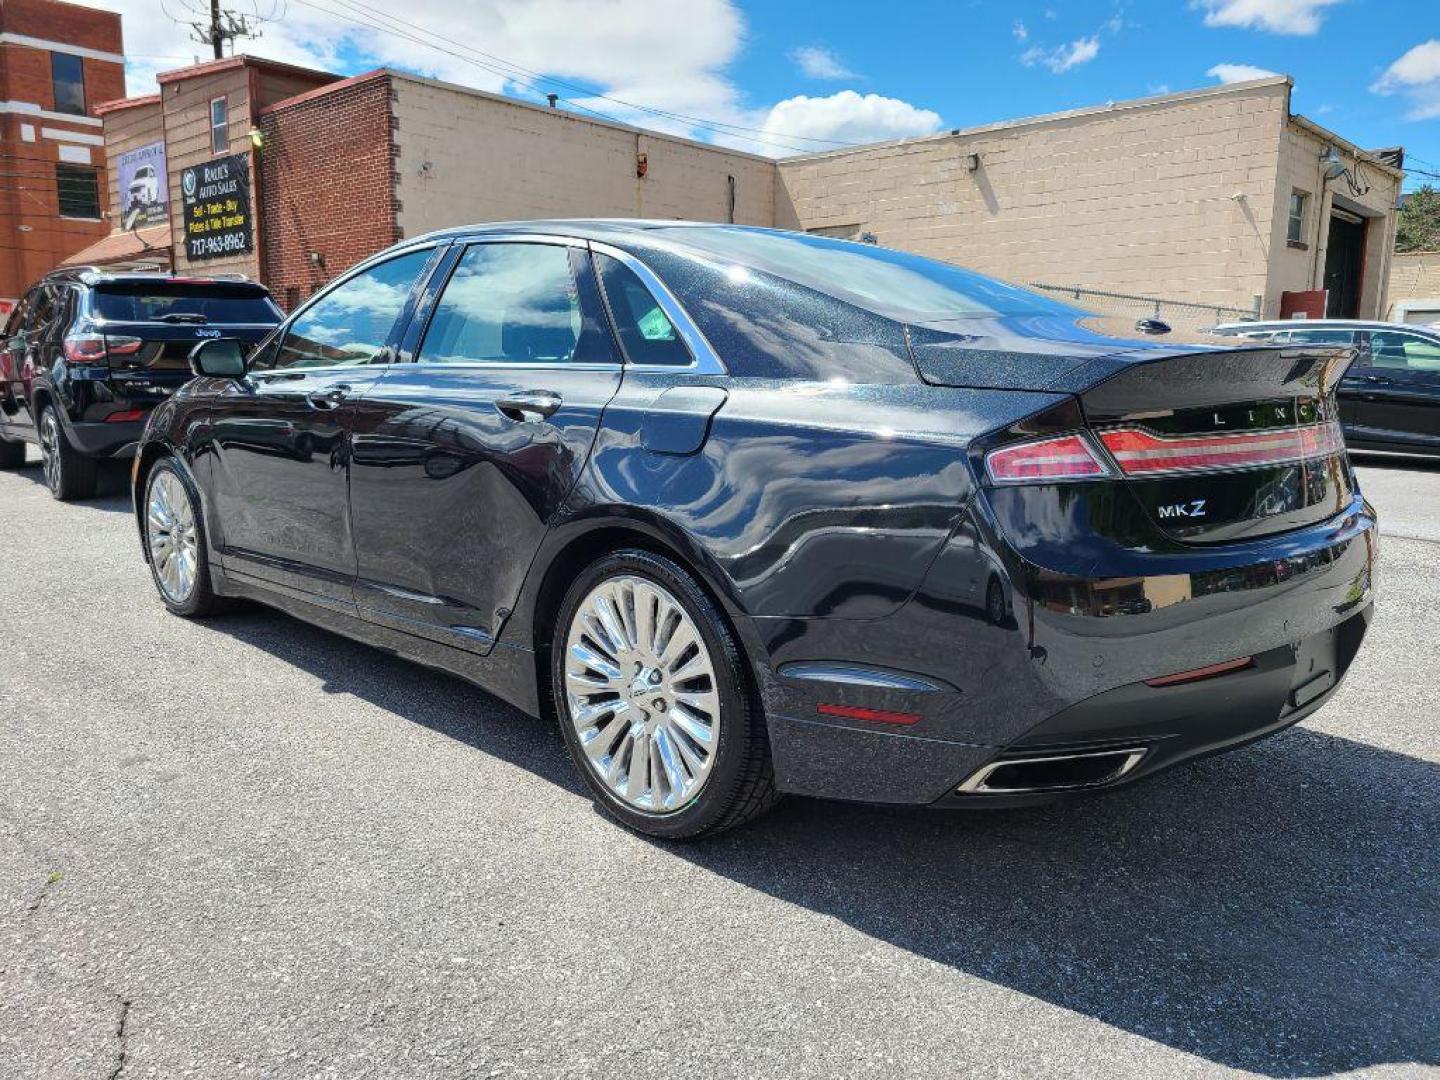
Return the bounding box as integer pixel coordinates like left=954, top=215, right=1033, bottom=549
left=958, top=747, right=1148, bottom=795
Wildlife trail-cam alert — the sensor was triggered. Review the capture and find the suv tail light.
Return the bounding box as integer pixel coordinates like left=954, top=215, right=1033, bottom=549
left=985, top=433, right=1110, bottom=484
left=62, top=333, right=142, bottom=364
left=1097, top=421, right=1345, bottom=477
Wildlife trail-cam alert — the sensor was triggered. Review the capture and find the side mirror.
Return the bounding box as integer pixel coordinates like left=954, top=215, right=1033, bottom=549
left=189, top=338, right=247, bottom=378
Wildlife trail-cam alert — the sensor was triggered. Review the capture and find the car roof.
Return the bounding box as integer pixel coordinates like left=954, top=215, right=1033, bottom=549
left=411, top=218, right=740, bottom=243
left=1214, top=318, right=1438, bottom=335
left=42, top=268, right=267, bottom=290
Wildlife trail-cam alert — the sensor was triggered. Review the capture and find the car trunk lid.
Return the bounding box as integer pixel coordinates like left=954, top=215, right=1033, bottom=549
left=911, top=321, right=1359, bottom=542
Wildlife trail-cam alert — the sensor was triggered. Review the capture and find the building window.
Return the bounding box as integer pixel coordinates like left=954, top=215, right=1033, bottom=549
left=51, top=52, right=86, bottom=116
left=1287, top=191, right=1309, bottom=246
left=210, top=97, right=228, bottom=155
left=55, top=165, right=101, bottom=218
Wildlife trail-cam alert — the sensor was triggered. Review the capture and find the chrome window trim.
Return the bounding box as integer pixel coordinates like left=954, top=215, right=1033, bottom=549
left=588, top=239, right=728, bottom=376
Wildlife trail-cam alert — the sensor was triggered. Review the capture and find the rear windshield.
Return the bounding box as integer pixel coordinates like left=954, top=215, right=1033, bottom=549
left=649, top=226, right=1080, bottom=322
left=93, top=283, right=278, bottom=324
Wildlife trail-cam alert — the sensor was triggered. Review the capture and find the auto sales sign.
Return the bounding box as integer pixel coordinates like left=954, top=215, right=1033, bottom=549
left=180, top=153, right=253, bottom=260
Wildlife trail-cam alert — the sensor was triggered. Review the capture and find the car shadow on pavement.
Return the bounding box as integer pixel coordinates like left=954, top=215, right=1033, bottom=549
left=207, top=606, right=1439, bottom=1079
left=8, top=458, right=134, bottom=512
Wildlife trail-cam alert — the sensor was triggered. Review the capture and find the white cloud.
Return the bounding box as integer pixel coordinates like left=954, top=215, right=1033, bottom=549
left=1021, top=36, right=1101, bottom=74
left=790, top=45, right=856, bottom=80
left=1013, top=20, right=1028, bottom=42
left=1193, top=0, right=1341, bottom=36
left=87, top=0, right=939, bottom=157
left=1207, top=62, right=1282, bottom=83
left=1371, top=40, right=1440, bottom=121
left=761, top=91, right=942, bottom=148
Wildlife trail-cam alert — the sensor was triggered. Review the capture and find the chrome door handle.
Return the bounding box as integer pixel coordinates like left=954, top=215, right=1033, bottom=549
left=496, top=389, right=562, bottom=422
left=305, top=383, right=351, bottom=410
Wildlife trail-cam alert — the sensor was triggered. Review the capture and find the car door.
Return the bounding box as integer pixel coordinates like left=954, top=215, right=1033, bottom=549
left=1346, top=329, right=1440, bottom=452
left=347, top=238, right=623, bottom=653
left=206, top=245, right=440, bottom=608
left=0, top=289, right=41, bottom=437
left=9, top=286, right=63, bottom=432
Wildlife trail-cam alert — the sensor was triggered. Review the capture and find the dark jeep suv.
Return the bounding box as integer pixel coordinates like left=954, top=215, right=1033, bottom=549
left=0, top=269, right=282, bottom=499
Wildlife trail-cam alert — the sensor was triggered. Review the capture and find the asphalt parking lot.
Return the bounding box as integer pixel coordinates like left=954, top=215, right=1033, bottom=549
left=1, top=449, right=1436, bottom=1079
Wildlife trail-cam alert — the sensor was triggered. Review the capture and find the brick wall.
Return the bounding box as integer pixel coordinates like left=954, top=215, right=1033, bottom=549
left=0, top=0, right=125, bottom=300
left=258, top=73, right=398, bottom=308
left=777, top=80, right=1301, bottom=316
left=1387, top=252, right=1440, bottom=319
left=390, top=72, right=774, bottom=239
left=0, top=0, right=122, bottom=53
left=1270, top=120, right=1401, bottom=318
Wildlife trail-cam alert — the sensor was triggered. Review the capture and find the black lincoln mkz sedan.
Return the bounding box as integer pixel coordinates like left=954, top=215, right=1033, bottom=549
left=133, top=222, right=1376, bottom=838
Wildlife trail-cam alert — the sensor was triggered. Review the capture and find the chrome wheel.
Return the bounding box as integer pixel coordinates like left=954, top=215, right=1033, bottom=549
left=147, top=469, right=199, bottom=603
left=38, top=411, right=61, bottom=493
left=563, top=574, right=721, bottom=813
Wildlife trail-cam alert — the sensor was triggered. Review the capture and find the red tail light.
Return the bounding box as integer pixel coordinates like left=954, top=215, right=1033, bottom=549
left=62, top=334, right=107, bottom=362
left=985, top=433, right=1110, bottom=484
left=105, top=408, right=145, bottom=423
left=62, top=334, right=142, bottom=363
left=1098, top=421, right=1345, bottom=477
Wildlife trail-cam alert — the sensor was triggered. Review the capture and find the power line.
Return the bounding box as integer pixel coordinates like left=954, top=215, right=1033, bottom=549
left=338, top=0, right=869, bottom=149
left=286, top=0, right=851, bottom=154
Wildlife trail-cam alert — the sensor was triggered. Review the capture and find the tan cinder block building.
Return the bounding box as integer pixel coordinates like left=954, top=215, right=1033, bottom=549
left=80, top=61, right=1404, bottom=325
left=1386, top=251, right=1440, bottom=324
left=776, top=77, right=1403, bottom=324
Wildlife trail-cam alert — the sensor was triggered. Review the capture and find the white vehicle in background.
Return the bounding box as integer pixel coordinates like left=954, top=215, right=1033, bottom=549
left=123, top=165, right=162, bottom=229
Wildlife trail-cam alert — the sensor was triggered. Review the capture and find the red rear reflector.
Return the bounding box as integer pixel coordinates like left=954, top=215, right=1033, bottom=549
left=1099, top=422, right=1345, bottom=476
left=1144, top=656, right=1253, bottom=687
left=985, top=433, right=1108, bottom=484
left=105, top=408, right=145, bottom=423
left=817, top=703, right=922, bottom=726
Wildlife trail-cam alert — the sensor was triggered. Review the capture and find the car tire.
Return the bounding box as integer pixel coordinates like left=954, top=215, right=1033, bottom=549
left=37, top=405, right=97, bottom=500
left=0, top=436, right=25, bottom=469
left=551, top=548, right=779, bottom=839
left=986, top=575, right=1008, bottom=626
left=142, top=456, right=222, bottom=618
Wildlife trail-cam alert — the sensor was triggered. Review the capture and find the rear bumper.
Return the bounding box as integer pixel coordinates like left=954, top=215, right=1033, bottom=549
left=64, top=418, right=144, bottom=457
left=754, top=495, right=1378, bottom=805
left=934, top=605, right=1370, bottom=807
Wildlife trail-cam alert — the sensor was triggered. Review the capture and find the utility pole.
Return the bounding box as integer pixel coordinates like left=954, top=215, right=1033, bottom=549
left=182, top=0, right=264, bottom=60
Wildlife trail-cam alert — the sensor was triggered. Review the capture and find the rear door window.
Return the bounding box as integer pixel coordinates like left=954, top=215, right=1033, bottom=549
left=93, top=284, right=278, bottom=324
left=417, top=243, right=616, bottom=365
left=594, top=253, right=691, bottom=367
left=1368, top=330, right=1440, bottom=378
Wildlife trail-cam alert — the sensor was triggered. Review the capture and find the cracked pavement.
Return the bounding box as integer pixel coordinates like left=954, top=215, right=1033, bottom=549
left=0, top=450, right=1437, bottom=1079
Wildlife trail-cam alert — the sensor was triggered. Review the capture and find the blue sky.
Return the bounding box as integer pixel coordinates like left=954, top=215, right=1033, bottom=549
left=109, top=0, right=1439, bottom=188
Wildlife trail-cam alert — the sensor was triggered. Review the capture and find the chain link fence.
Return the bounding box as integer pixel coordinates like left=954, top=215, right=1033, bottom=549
left=1028, top=283, right=1261, bottom=334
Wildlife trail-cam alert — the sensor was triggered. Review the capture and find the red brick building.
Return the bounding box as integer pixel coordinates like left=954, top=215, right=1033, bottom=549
left=0, top=0, right=125, bottom=313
